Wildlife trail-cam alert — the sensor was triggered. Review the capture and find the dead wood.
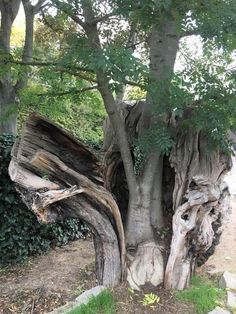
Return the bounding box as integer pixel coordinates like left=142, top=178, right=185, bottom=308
left=9, top=113, right=125, bottom=287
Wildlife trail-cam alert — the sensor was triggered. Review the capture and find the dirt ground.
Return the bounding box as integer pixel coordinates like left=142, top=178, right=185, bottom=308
left=1, top=200, right=235, bottom=314
left=0, top=240, right=97, bottom=313
left=203, top=199, right=236, bottom=274
left=0, top=238, right=193, bottom=314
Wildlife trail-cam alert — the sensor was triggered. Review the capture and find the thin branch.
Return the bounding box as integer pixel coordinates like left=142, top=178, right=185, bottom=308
left=116, top=19, right=139, bottom=103
left=33, top=0, right=48, bottom=14
left=9, top=58, right=96, bottom=82
left=10, top=59, right=94, bottom=73
left=123, top=79, right=145, bottom=89
left=92, top=11, right=117, bottom=24
left=180, top=29, right=198, bottom=38
left=52, top=0, right=86, bottom=29
left=125, top=40, right=146, bottom=50
left=37, top=85, right=98, bottom=97
left=11, top=59, right=145, bottom=87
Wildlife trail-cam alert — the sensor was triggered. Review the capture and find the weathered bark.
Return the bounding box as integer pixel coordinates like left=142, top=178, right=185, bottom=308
left=102, top=102, right=232, bottom=290
left=164, top=130, right=232, bottom=289
left=9, top=113, right=125, bottom=287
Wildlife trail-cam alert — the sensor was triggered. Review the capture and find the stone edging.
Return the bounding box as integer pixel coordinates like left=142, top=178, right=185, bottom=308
left=48, top=285, right=106, bottom=314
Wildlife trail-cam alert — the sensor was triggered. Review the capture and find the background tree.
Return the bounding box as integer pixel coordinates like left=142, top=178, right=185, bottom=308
left=9, top=0, right=236, bottom=290
left=0, top=0, right=47, bottom=134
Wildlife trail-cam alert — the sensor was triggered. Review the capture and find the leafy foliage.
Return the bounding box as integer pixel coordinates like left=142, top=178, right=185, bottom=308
left=16, top=17, right=107, bottom=146
left=137, top=122, right=174, bottom=155
left=11, top=0, right=236, bottom=158
left=174, top=43, right=236, bottom=151
left=0, top=135, right=88, bottom=265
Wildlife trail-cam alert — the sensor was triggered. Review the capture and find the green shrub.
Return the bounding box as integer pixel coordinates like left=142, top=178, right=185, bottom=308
left=0, top=134, right=88, bottom=265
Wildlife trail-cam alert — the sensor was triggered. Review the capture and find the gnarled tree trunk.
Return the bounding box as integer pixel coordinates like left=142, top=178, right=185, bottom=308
left=9, top=113, right=125, bottom=286
left=9, top=110, right=232, bottom=290
left=165, top=130, right=231, bottom=289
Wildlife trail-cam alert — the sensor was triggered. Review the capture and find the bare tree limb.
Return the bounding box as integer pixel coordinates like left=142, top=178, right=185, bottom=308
left=125, top=40, right=146, bottom=50
left=8, top=58, right=145, bottom=88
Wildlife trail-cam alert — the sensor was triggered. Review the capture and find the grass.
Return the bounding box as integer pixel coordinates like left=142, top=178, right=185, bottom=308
left=175, top=275, right=226, bottom=314
left=68, top=290, right=116, bottom=314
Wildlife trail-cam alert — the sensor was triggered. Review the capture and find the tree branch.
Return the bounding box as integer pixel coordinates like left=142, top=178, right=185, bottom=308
left=180, top=29, right=198, bottom=38
left=10, top=59, right=94, bottom=73
left=33, top=0, right=48, bottom=14
left=116, top=19, right=139, bottom=103
left=125, top=40, right=146, bottom=50
left=8, top=57, right=97, bottom=84
left=0, top=0, right=21, bottom=52
left=123, top=79, right=145, bottom=89
left=81, top=0, right=138, bottom=195
left=52, top=0, right=86, bottom=29
left=15, top=0, right=35, bottom=91
left=36, top=85, right=98, bottom=97
left=92, top=11, right=118, bottom=24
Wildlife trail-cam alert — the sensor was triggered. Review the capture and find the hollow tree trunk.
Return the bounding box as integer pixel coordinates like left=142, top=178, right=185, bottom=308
left=9, top=111, right=232, bottom=290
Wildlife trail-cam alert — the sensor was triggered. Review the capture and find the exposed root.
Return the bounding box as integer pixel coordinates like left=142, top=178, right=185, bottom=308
left=127, top=241, right=164, bottom=291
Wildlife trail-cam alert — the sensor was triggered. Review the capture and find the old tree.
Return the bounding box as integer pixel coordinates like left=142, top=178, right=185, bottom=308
left=5, top=0, right=236, bottom=289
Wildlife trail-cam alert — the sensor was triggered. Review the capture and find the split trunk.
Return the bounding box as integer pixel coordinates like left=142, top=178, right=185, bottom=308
left=9, top=108, right=232, bottom=290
